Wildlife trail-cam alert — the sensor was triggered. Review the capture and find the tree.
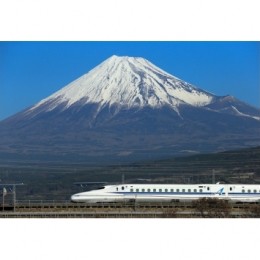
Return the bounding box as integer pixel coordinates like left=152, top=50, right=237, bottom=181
left=192, top=198, right=231, bottom=218
left=244, top=204, right=260, bottom=218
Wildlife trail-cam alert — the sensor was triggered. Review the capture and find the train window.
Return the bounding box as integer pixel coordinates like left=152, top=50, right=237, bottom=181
left=165, top=189, right=168, bottom=192
left=170, top=189, right=174, bottom=192
left=230, top=187, right=232, bottom=191
left=130, top=189, right=134, bottom=192
left=159, top=189, right=162, bottom=192
left=116, top=188, right=118, bottom=191
left=254, top=190, right=257, bottom=193
left=147, top=189, right=151, bottom=192
left=153, top=189, right=156, bottom=192
left=136, top=189, right=139, bottom=192
left=188, top=189, right=191, bottom=192
left=248, top=190, right=251, bottom=193
left=182, top=189, right=185, bottom=193
left=199, top=189, right=203, bottom=193
left=122, top=187, right=124, bottom=190
left=207, top=187, right=210, bottom=191
left=242, top=189, right=245, bottom=193
left=176, top=189, right=180, bottom=192
left=142, top=189, right=145, bottom=192
left=194, top=189, right=197, bottom=193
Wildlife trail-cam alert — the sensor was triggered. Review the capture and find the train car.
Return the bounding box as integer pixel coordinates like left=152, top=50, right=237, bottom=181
left=71, top=183, right=260, bottom=203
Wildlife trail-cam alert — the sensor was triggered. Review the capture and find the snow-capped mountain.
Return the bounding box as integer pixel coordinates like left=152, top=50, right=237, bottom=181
left=27, top=55, right=214, bottom=116
left=0, top=55, right=260, bottom=164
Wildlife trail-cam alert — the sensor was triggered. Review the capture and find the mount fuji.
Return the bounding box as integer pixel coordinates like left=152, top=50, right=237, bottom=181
left=0, top=55, right=260, bottom=164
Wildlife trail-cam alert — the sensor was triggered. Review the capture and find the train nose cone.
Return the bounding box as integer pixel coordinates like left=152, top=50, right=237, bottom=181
left=71, top=195, right=78, bottom=202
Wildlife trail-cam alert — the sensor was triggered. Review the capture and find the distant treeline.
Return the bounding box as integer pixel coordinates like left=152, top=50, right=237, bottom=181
left=0, top=146, right=259, bottom=201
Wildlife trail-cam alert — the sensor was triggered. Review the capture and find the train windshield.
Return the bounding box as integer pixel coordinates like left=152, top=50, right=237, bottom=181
left=95, top=186, right=105, bottom=190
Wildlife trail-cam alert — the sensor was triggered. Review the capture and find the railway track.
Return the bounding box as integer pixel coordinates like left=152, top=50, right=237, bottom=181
left=0, top=200, right=259, bottom=218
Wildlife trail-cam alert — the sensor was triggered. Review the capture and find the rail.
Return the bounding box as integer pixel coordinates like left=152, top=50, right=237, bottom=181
left=1, top=199, right=259, bottom=208
left=0, top=199, right=259, bottom=219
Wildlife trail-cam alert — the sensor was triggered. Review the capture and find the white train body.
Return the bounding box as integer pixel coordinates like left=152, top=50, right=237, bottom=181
left=71, top=183, right=260, bottom=203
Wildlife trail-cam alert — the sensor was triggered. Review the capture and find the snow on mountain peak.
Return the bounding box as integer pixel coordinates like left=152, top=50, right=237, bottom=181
left=30, top=55, right=215, bottom=113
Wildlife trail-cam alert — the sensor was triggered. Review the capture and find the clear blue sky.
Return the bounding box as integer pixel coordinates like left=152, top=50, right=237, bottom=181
left=0, top=41, right=259, bottom=121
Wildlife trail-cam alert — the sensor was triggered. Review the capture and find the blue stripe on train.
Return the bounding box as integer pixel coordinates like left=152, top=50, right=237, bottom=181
left=109, top=192, right=260, bottom=196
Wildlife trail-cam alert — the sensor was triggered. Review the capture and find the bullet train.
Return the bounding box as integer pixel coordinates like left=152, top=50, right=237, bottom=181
left=71, top=183, right=260, bottom=203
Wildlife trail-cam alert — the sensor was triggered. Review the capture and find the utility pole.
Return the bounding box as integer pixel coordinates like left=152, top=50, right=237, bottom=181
left=212, top=169, right=215, bottom=184
left=2, top=188, right=4, bottom=211
left=13, top=184, right=16, bottom=212
left=122, top=173, right=125, bottom=184
left=2, top=187, right=7, bottom=211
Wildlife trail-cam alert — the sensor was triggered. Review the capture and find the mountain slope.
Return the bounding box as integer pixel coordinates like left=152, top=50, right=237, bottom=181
left=0, top=55, right=260, bottom=164
left=28, top=55, right=214, bottom=112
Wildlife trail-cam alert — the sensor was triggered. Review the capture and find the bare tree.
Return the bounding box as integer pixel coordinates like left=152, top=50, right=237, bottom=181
left=192, top=198, right=231, bottom=218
